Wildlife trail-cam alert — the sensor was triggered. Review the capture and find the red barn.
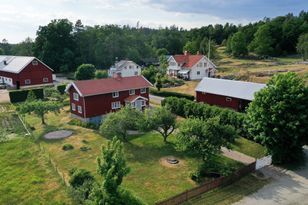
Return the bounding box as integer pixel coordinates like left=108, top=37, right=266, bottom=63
left=65, top=74, right=153, bottom=124
left=0, top=56, right=53, bottom=89
left=196, top=77, right=266, bottom=111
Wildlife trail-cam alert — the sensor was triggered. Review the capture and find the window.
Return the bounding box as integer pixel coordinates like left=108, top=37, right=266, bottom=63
left=77, top=105, right=82, bottom=113
left=111, top=101, right=121, bottom=109
left=140, top=88, right=146, bottom=94
left=134, top=71, right=138, bottom=76
left=25, top=79, right=31, bottom=85
left=73, top=92, right=79, bottom=101
left=71, top=103, right=76, bottom=111
left=129, top=89, right=135, bottom=95
left=112, top=92, right=119, bottom=98
left=32, top=60, right=38, bottom=66
left=197, top=71, right=200, bottom=75
left=129, top=65, right=132, bottom=69
left=226, top=97, right=232, bottom=102
left=43, top=77, right=49, bottom=83
left=141, top=100, right=146, bottom=106
left=169, top=62, right=176, bottom=66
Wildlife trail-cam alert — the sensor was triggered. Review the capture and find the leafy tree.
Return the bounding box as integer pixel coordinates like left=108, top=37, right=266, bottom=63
left=69, top=168, right=94, bottom=188
left=249, top=24, right=274, bottom=56
left=141, top=65, right=159, bottom=84
left=11, top=37, right=34, bottom=56
left=44, top=87, right=64, bottom=101
left=297, top=33, right=308, bottom=60
left=155, top=73, right=162, bottom=91
left=245, top=72, right=308, bottom=164
left=230, top=31, right=248, bottom=57
left=18, top=100, right=62, bottom=124
left=183, top=41, right=198, bottom=54
left=26, top=90, right=37, bottom=102
left=74, top=64, right=96, bottom=80
left=142, top=107, right=176, bottom=143
left=95, top=70, right=108, bottom=79
left=177, top=117, right=237, bottom=162
left=156, top=48, right=168, bottom=56
left=99, top=106, right=143, bottom=141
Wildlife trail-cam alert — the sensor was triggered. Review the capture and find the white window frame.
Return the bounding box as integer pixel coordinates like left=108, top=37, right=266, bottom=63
left=25, top=79, right=31, bottom=85
left=140, top=88, right=146, bottom=94
left=32, top=60, right=38, bottom=66
left=73, top=92, right=79, bottom=101
left=111, top=101, right=121, bottom=109
left=43, top=77, right=49, bottom=83
left=71, top=103, right=76, bottom=111
left=112, top=92, right=119, bottom=98
left=77, top=105, right=82, bottom=114
left=129, top=89, right=135, bottom=95
left=226, top=97, right=232, bottom=102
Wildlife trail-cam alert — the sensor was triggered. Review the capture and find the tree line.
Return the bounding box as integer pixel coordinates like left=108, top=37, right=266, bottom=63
left=0, top=11, right=307, bottom=72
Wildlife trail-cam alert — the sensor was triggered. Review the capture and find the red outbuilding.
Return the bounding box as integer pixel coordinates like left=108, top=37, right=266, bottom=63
left=0, top=56, right=53, bottom=89
left=65, top=73, right=153, bottom=124
left=195, top=77, right=266, bottom=112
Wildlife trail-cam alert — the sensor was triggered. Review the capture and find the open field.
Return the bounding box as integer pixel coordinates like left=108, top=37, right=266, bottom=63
left=25, top=106, right=244, bottom=204
left=185, top=174, right=269, bottom=205
left=162, top=81, right=199, bottom=96
left=0, top=138, right=72, bottom=205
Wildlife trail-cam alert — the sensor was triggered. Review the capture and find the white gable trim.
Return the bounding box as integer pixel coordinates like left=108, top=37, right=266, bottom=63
left=65, top=82, right=84, bottom=97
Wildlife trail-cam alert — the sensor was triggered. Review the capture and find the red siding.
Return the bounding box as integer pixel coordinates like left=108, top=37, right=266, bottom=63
left=0, top=59, right=52, bottom=87
left=84, top=88, right=149, bottom=118
left=69, top=86, right=85, bottom=118
left=196, top=91, right=240, bottom=111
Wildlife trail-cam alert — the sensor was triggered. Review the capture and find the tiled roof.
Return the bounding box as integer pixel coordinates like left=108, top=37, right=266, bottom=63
left=196, top=77, right=266, bottom=101
left=68, top=76, right=152, bottom=97
left=173, top=54, right=216, bottom=69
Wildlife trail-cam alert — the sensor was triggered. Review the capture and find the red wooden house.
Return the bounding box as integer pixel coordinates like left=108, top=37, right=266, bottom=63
left=65, top=74, right=152, bottom=124
left=196, top=77, right=266, bottom=111
left=0, top=56, right=53, bottom=89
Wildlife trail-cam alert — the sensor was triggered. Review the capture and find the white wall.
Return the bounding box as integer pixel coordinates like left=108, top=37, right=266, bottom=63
left=0, top=76, right=13, bottom=86
left=189, top=58, right=213, bottom=80
left=109, top=61, right=141, bottom=77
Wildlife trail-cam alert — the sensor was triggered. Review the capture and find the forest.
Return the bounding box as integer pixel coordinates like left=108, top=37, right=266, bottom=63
left=0, top=11, right=307, bottom=73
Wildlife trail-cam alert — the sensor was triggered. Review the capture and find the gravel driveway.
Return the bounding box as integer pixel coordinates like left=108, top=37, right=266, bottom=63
left=234, top=146, right=308, bottom=205
left=0, top=90, right=10, bottom=103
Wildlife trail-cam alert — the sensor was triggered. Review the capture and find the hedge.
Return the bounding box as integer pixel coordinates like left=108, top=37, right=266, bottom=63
left=57, top=84, right=67, bottom=94
left=150, top=88, right=195, bottom=101
left=9, top=88, right=44, bottom=103
left=162, top=97, right=246, bottom=135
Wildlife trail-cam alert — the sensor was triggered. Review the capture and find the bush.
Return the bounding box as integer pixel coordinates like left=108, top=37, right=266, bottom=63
left=150, top=88, right=195, bottom=101
left=162, top=97, right=246, bottom=135
left=68, top=119, right=99, bottom=130
left=62, top=144, right=74, bottom=151
left=80, top=146, right=91, bottom=152
left=9, top=88, right=44, bottom=103
left=56, top=84, right=67, bottom=94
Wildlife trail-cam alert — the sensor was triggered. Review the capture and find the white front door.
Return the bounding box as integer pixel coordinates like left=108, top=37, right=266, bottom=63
left=135, top=99, right=143, bottom=110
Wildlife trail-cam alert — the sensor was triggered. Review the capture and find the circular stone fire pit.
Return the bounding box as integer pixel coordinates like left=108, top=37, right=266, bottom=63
left=166, top=156, right=179, bottom=164
left=44, top=130, right=73, bottom=140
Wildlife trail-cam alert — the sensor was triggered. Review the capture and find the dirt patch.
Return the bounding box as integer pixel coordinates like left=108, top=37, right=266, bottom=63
left=44, top=130, right=73, bottom=140
left=159, top=156, right=185, bottom=168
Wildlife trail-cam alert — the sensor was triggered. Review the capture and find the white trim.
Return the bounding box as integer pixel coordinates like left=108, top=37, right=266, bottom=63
left=77, top=105, right=82, bottom=114
left=126, top=95, right=148, bottom=103
left=73, top=92, right=79, bottom=101
left=43, top=77, right=49, bottom=83
left=129, top=89, right=135, bottom=95
left=112, top=91, right=119, bottom=98
left=24, top=79, right=31, bottom=85
left=71, top=103, right=76, bottom=111
left=111, top=101, right=121, bottom=109
left=140, top=88, right=146, bottom=94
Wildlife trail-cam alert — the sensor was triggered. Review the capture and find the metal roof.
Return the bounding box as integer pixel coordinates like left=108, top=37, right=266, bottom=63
left=195, top=77, right=266, bottom=101
left=0, top=55, right=53, bottom=73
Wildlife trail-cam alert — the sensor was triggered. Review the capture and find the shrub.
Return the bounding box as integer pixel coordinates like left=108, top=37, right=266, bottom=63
left=56, top=84, right=67, bottom=94
left=69, top=168, right=95, bottom=188
left=9, top=88, right=44, bottom=103
left=80, top=146, right=91, bottom=152
left=62, top=144, right=74, bottom=151
left=68, top=119, right=99, bottom=130
left=163, top=97, right=246, bottom=135
left=150, top=88, right=194, bottom=101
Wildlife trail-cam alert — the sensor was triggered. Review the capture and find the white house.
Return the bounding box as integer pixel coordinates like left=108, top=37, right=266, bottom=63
left=109, top=60, right=141, bottom=77
left=167, top=51, right=216, bottom=80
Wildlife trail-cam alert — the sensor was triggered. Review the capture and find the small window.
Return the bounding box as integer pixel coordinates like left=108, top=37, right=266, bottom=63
left=197, top=71, right=200, bottom=75
left=134, top=71, right=138, bottom=76
left=112, top=92, right=119, bottom=98
left=129, top=89, right=135, bottom=95
left=112, top=101, right=121, bottom=109
left=73, top=93, right=79, bottom=101
left=140, top=88, right=146, bottom=94
left=71, top=103, right=76, bottom=111
left=32, top=60, right=38, bottom=66
left=43, top=77, right=49, bottom=83
left=226, top=97, right=232, bottom=102
left=77, top=105, right=82, bottom=113
left=25, top=79, right=31, bottom=85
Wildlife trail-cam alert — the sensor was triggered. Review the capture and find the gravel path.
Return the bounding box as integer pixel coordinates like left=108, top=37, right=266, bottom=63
left=221, top=147, right=256, bottom=165
left=44, top=130, right=73, bottom=140
left=234, top=146, right=308, bottom=205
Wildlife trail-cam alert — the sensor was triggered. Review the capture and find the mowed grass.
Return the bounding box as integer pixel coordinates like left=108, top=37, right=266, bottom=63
left=231, top=137, right=267, bottom=159
left=25, top=107, right=243, bottom=204
left=185, top=174, right=269, bottom=205
left=0, top=112, right=27, bottom=136
left=162, top=81, right=199, bottom=96
left=0, top=138, right=72, bottom=205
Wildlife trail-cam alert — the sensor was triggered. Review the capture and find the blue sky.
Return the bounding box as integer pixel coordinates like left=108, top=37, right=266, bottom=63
left=0, top=0, right=306, bottom=43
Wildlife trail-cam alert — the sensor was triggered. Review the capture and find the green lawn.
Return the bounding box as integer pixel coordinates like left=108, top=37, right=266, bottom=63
left=0, top=138, right=72, bottom=205
left=24, top=107, right=243, bottom=204
left=231, top=137, right=267, bottom=159
left=185, top=174, right=269, bottom=205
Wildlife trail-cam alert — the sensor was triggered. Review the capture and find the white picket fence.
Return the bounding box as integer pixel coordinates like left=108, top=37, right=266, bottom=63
left=256, top=155, right=272, bottom=170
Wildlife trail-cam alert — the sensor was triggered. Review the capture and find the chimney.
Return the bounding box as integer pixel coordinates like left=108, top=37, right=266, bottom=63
left=184, top=50, right=188, bottom=56
left=113, top=72, right=122, bottom=80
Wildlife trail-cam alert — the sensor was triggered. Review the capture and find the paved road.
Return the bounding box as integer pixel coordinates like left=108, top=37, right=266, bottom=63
left=0, top=89, right=10, bottom=103
left=149, top=94, right=165, bottom=105
left=234, top=146, right=308, bottom=205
